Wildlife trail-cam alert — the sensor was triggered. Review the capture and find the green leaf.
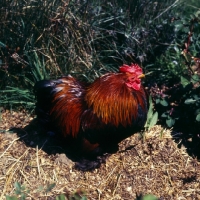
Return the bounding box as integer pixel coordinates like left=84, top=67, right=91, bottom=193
left=195, top=10, right=200, bottom=17
left=184, top=98, right=196, bottom=104
left=148, top=96, right=153, bottom=111
left=145, top=96, right=154, bottom=127
left=142, top=194, right=158, bottom=200
left=37, top=185, right=44, bottom=192
left=45, top=183, right=56, bottom=193
left=193, top=95, right=199, bottom=100
left=0, top=41, right=7, bottom=48
left=21, top=193, right=27, bottom=200
left=196, top=113, right=200, bottom=121
left=166, top=117, right=175, bottom=127
left=182, top=27, right=189, bottom=33
left=14, top=182, right=22, bottom=190
left=173, top=46, right=180, bottom=53
left=6, top=196, right=18, bottom=200
left=160, top=99, right=168, bottom=106
left=80, top=197, right=87, bottom=200
left=56, top=194, right=66, bottom=200
left=14, top=182, right=22, bottom=194
left=155, top=99, right=160, bottom=104
left=181, top=76, right=190, bottom=87
left=161, top=112, right=168, bottom=118
left=148, top=112, right=158, bottom=129
left=191, top=74, right=200, bottom=83
left=195, top=108, right=200, bottom=115
left=174, top=23, right=184, bottom=32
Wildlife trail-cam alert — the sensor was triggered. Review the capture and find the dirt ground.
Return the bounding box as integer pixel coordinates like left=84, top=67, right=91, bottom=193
left=0, top=108, right=200, bottom=199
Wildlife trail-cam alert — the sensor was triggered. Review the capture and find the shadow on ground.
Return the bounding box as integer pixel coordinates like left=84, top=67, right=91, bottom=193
left=10, top=119, right=112, bottom=171
left=149, top=82, right=200, bottom=160
left=172, top=128, right=200, bottom=160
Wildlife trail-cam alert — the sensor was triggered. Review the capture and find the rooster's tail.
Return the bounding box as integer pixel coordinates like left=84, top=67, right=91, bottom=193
left=34, top=79, right=62, bottom=126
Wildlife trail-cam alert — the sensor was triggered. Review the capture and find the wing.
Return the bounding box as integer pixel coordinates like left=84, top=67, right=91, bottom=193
left=81, top=73, right=148, bottom=143
left=50, top=76, right=86, bottom=138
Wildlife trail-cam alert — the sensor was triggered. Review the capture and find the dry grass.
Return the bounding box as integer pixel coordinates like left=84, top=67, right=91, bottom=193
left=0, top=109, right=200, bottom=199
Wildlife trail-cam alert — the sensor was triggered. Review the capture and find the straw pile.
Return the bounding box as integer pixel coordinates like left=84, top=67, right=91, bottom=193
left=0, top=109, right=199, bottom=199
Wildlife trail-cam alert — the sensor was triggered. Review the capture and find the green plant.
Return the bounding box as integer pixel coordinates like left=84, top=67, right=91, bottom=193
left=0, top=0, right=186, bottom=110
left=144, top=96, right=158, bottom=131
left=68, top=190, right=87, bottom=200
left=0, top=0, right=184, bottom=83
left=56, top=194, right=67, bottom=200
left=0, top=86, right=35, bottom=109
left=147, top=9, right=200, bottom=140
left=5, top=182, right=89, bottom=199
left=136, top=194, right=158, bottom=200
left=142, top=194, right=158, bottom=200
left=5, top=182, right=63, bottom=199
left=6, top=182, right=30, bottom=200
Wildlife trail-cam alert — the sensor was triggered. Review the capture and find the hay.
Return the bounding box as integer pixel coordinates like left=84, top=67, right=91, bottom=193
left=0, top=109, right=200, bottom=199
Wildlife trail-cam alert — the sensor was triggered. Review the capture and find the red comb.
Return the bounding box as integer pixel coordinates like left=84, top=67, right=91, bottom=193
left=119, top=63, right=142, bottom=74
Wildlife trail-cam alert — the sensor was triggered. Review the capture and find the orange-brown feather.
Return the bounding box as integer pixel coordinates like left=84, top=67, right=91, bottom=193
left=50, top=77, right=86, bottom=138
left=84, top=73, right=147, bottom=127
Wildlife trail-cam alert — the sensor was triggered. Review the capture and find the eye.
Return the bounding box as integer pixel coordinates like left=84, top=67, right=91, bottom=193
left=128, top=77, right=136, bottom=81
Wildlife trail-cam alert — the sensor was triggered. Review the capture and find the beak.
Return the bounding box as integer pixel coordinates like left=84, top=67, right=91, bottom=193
left=138, top=74, right=145, bottom=79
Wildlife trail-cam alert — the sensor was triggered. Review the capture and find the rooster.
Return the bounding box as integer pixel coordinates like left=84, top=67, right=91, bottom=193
left=34, top=64, right=148, bottom=168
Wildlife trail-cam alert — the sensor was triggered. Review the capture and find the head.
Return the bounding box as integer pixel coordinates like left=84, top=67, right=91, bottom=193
left=119, top=63, right=145, bottom=90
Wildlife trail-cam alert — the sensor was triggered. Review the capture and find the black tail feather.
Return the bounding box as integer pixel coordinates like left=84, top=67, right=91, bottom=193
left=34, top=79, right=59, bottom=127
